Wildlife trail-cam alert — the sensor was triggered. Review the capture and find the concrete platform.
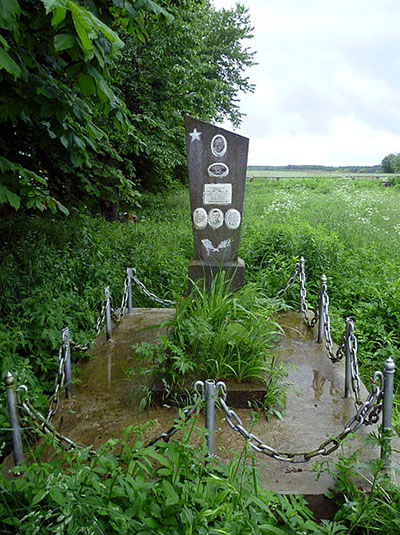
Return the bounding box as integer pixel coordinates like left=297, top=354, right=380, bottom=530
left=38, top=308, right=398, bottom=496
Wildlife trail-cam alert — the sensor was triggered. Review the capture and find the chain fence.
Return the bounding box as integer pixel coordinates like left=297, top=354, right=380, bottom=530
left=275, top=261, right=300, bottom=299
left=131, top=268, right=176, bottom=307
left=217, top=373, right=384, bottom=463
left=6, top=362, right=393, bottom=469
left=111, top=273, right=130, bottom=324
left=4, top=258, right=393, bottom=469
left=47, top=345, right=66, bottom=422
left=13, top=381, right=203, bottom=456
left=299, top=258, right=318, bottom=328
left=347, top=319, right=362, bottom=407
left=320, top=286, right=339, bottom=361
left=28, top=266, right=175, bottom=428
left=17, top=385, right=89, bottom=451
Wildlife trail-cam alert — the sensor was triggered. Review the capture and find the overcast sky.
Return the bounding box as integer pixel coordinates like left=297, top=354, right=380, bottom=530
left=212, top=0, right=400, bottom=166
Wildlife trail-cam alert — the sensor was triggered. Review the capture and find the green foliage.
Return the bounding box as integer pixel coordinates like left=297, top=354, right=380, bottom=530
left=0, top=200, right=190, bottom=449
left=381, top=153, right=400, bottom=173
left=0, top=0, right=256, bottom=214
left=0, top=426, right=332, bottom=534
left=329, top=437, right=400, bottom=533
left=133, top=272, right=284, bottom=404
left=0, top=0, right=166, bottom=213
left=115, top=0, right=256, bottom=190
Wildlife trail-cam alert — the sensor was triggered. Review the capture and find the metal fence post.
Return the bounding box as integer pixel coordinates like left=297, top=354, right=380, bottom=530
left=205, top=379, right=216, bottom=457
left=127, top=268, right=133, bottom=314
left=299, top=256, right=306, bottom=313
left=344, top=318, right=352, bottom=398
left=317, top=274, right=327, bottom=343
left=105, top=287, right=112, bottom=341
left=5, top=372, right=23, bottom=466
left=62, top=327, right=72, bottom=399
left=381, top=357, right=395, bottom=473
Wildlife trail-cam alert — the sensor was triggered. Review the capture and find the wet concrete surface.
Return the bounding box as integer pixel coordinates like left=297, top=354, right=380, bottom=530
left=49, top=308, right=397, bottom=495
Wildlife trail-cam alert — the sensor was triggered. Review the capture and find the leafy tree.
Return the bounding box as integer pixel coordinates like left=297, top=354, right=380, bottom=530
left=382, top=154, right=398, bottom=173
left=0, top=0, right=167, bottom=215
left=0, top=0, right=255, bottom=216
left=116, top=0, right=256, bottom=190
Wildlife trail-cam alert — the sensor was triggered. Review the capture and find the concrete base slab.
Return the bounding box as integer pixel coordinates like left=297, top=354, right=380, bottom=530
left=188, top=257, right=245, bottom=291
left=221, top=311, right=398, bottom=494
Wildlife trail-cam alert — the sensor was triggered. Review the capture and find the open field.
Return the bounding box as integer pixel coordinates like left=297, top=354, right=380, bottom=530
left=247, top=168, right=389, bottom=180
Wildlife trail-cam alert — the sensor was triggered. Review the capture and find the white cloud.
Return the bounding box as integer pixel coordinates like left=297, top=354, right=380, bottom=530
left=212, top=0, right=400, bottom=164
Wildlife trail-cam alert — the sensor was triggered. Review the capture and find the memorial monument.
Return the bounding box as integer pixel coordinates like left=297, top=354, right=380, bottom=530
left=185, top=116, right=249, bottom=290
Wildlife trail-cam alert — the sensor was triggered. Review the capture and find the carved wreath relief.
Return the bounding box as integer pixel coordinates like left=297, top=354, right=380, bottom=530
left=207, top=163, right=229, bottom=178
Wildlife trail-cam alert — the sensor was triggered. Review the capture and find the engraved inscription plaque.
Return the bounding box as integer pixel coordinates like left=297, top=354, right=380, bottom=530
left=203, top=184, right=232, bottom=205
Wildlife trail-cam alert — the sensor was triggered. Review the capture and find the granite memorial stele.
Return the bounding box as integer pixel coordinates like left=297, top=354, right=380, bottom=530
left=185, top=116, right=249, bottom=290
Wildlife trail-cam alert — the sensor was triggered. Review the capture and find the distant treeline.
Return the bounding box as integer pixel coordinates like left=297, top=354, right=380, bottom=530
left=247, top=164, right=382, bottom=173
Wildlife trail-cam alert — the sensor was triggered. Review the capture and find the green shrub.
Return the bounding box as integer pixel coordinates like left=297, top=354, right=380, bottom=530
left=0, top=425, right=335, bottom=534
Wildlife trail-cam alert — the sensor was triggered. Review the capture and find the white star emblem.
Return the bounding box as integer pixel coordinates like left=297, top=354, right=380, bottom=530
left=189, top=128, right=202, bottom=142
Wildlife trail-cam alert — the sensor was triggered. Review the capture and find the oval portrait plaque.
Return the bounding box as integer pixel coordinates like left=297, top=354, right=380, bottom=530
left=207, top=163, right=229, bottom=178
left=192, top=207, right=208, bottom=230
left=208, top=208, right=224, bottom=230
left=225, top=208, right=241, bottom=230
left=211, top=134, right=227, bottom=157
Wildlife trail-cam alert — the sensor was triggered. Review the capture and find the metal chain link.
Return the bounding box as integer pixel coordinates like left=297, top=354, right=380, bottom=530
left=131, top=268, right=176, bottom=307
left=17, top=383, right=203, bottom=453
left=17, top=385, right=89, bottom=451
left=348, top=327, right=362, bottom=407
left=320, top=290, right=340, bottom=361
left=111, top=275, right=130, bottom=324
left=299, top=261, right=318, bottom=328
left=275, top=262, right=300, bottom=298
left=217, top=372, right=384, bottom=463
left=70, top=301, right=106, bottom=352
left=146, top=386, right=204, bottom=447
left=335, top=328, right=347, bottom=361
left=47, top=345, right=66, bottom=422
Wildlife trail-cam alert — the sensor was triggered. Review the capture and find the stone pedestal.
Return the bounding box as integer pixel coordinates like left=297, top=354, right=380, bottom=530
left=188, top=258, right=245, bottom=292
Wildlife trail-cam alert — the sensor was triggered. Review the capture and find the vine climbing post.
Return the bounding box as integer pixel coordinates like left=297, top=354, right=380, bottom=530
left=205, top=379, right=217, bottom=457
left=344, top=318, right=353, bottom=398
left=5, top=372, right=23, bottom=466
left=317, top=274, right=327, bottom=343
left=381, top=357, right=395, bottom=473
left=105, top=287, right=112, bottom=341
left=62, top=327, right=72, bottom=399
left=127, top=268, right=133, bottom=314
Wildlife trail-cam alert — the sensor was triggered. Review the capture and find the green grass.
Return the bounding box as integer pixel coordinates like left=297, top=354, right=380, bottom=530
left=246, top=169, right=389, bottom=180
left=133, top=272, right=285, bottom=410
